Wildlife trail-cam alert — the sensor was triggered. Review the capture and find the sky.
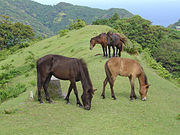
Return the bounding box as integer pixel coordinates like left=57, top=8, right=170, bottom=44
left=32, top=0, right=180, bottom=27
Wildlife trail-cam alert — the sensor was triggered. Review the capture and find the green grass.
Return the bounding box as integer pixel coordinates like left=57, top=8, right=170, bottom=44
left=0, top=25, right=179, bottom=135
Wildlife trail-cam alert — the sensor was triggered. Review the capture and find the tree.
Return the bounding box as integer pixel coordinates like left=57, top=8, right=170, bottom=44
left=68, top=19, right=86, bottom=30
left=0, top=15, right=34, bottom=49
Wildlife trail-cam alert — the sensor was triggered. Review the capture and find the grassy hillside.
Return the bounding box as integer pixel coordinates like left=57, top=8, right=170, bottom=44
left=0, top=25, right=179, bottom=135
left=0, top=0, right=133, bottom=36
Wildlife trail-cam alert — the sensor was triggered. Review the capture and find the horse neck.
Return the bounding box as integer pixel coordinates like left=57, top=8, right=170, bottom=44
left=94, top=37, right=101, bottom=44
left=138, top=72, right=147, bottom=88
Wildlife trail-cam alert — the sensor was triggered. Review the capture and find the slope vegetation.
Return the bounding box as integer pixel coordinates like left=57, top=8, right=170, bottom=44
left=0, top=25, right=179, bottom=135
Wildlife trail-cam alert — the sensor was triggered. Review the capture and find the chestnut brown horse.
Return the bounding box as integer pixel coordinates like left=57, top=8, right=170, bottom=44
left=36, top=54, right=94, bottom=110
left=107, top=32, right=126, bottom=57
left=102, top=57, right=150, bottom=101
left=90, top=33, right=108, bottom=57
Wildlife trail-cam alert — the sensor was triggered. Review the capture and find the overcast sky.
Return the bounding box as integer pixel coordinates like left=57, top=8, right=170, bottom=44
left=32, top=0, right=180, bottom=27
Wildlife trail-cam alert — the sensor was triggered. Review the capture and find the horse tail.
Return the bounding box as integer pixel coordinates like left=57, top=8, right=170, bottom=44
left=120, top=37, right=126, bottom=44
left=36, top=60, right=42, bottom=89
left=105, top=61, right=113, bottom=84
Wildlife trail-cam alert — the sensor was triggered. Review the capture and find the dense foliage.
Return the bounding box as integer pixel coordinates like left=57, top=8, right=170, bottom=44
left=68, top=19, right=86, bottom=30
left=0, top=0, right=133, bottom=36
left=0, top=15, right=34, bottom=50
left=0, top=51, right=36, bottom=103
left=93, top=15, right=180, bottom=78
left=168, top=19, right=180, bottom=29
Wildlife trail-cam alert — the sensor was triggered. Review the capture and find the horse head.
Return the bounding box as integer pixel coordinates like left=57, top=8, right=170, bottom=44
left=139, top=84, right=150, bottom=101
left=90, top=38, right=96, bottom=50
left=81, top=88, right=95, bottom=110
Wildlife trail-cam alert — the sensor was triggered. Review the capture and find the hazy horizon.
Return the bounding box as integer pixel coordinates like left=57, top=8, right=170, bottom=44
left=32, top=0, right=180, bottom=27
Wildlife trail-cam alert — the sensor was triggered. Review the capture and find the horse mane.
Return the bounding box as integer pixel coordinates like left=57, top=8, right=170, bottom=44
left=140, top=66, right=148, bottom=85
left=78, top=59, right=94, bottom=94
left=142, top=72, right=148, bottom=85
left=91, top=33, right=106, bottom=41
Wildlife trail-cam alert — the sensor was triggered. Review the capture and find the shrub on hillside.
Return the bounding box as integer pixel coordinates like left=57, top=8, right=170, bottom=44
left=142, top=49, right=172, bottom=79
left=59, top=29, right=69, bottom=37
left=68, top=19, right=86, bottom=30
left=0, top=83, right=26, bottom=103
left=124, top=40, right=142, bottom=54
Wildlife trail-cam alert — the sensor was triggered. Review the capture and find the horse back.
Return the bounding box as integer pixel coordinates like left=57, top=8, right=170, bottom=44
left=37, top=55, right=80, bottom=80
left=106, top=57, right=142, bottom=77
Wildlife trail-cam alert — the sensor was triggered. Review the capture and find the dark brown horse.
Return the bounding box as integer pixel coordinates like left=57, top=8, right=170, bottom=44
left=36, top=54, right=94, bottom=110
left=102, top=57, right=150, bottom=101
left=107, top=32, right=126, bottom=57
left=90, top=33, right=108, bottom=57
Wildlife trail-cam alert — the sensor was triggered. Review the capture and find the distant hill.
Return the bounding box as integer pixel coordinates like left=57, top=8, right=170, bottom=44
left=168, top=19, right=180, bottom=29
left=0, top=0, right=133, bottom=37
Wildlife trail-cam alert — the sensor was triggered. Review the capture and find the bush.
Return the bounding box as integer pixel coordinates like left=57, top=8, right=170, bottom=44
left=24, top=51, right=36, bottom=69
left=0, top=63, right=14, bottom=70
left=6, top=83, right=27, bottom=98
left=69, top=19, right=86, bottom=30
left=125, top=40, right=142, bottom=54
left=142, top=49, right=172, bottom=79
left=18, top=41, right=31, bottom=48
left=59, top=29, right=69, bottom=37
left=0, top=89, right=8, bottom=103
left=0, top=83, right=26, bottom=103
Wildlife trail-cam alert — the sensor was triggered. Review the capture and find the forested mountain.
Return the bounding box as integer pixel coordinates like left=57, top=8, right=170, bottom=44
left=168, top=19, right=180, bottom=29
left=0, top=0, right=133, bottom=37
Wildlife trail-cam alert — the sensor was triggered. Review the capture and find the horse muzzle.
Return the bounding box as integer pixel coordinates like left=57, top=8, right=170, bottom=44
left=142, top=97, right=147, bottom=101
left=84, top=105, right=91, bottom=110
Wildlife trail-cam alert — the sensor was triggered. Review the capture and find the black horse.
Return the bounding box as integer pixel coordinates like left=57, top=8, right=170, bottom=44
left=36, top=54, right=95, bottom=110
left=107, top=32, right=126, bottom=57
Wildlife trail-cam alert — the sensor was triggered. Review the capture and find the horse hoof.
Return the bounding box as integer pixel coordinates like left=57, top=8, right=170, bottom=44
left=112, top=97, right=116, bottom=100
left=101, top=95, right=105, bottom=99
left=49, top=101, right=54, bottom=104
left=39, top=100, right=43, bottom=104
left=66, top=102, right=70, bottom=104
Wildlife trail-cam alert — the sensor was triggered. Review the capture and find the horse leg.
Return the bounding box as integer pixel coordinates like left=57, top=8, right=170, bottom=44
left=101, top=77, right=108, bottom=99
left=116, top=47, right=118, bottom=57
left=71, top=81, right=83, bottom=107
left=101, top=45, right=105, bottom=57
left=109, top=80, right=116, bottom=100
left=37, top=72, right=44, bottom=104
left=119, top=49, right=121, bottom=57
left=108, top=45, right=111, bottom=58
left=105, top=46, right=108, bottom=57
left=65, top=83, right=73, bottom=104
left=129, top=76, right=137, bottom=100
left=112, top=46, right=115, bottom=57
left=119, top=45, right=122, bottom=57
left=43, top=74, right=53, bottom=104
left=108, top=74, right=116, bottom=100
left=37, top=84, right=43, bottom=104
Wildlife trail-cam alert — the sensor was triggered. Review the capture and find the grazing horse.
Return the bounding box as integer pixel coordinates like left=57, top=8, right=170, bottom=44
left=102, top=57, right=150, bottom=101
left=107, top=32, right=126, bottom=57
left=90, top=33, right=108, bottom=57
left=36, top=54, right=94, bottom=110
